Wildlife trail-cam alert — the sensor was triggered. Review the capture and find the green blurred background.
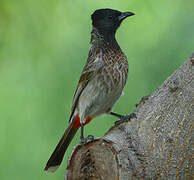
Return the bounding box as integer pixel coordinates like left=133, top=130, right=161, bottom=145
left=0, top=0, right=193, bottom=179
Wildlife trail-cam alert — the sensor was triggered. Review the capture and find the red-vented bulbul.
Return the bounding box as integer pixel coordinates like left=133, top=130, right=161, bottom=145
left=44, top=8, right=135, bottom=173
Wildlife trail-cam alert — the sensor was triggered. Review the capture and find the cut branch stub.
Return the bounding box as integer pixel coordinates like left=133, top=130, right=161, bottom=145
left=66, top=139, right=119, bottom=180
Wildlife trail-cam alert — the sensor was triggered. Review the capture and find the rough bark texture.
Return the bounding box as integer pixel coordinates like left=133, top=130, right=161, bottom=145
left=65, top=53, right=194, bottom=180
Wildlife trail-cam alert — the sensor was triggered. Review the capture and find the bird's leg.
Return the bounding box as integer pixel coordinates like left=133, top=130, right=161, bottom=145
left=80, top=123, right=86, bottom=144
left=110, top=112, right=137, bottom=125
left=80, top=123, right=94, bottom=144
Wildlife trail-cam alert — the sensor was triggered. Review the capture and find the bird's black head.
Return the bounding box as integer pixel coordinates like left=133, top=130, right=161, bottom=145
left=91, top=8, right=134, bottom=36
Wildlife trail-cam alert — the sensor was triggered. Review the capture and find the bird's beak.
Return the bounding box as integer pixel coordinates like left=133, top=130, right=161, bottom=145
left=118, top=12, right=135, bottom=21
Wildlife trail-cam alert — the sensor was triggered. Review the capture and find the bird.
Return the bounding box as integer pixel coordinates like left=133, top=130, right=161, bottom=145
left=44, top=8, right=135, bottom=173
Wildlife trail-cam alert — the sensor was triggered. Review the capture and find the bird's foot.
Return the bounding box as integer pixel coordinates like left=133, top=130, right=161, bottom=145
left=114, top=113, right=137, bottom=126
left=87, top=135, right=94, bottom=141
left=80, top=135, right=94, bottom=145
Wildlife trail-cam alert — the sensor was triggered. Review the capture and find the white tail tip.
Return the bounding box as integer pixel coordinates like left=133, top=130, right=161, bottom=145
left=45, top=165, right=59, bottom=173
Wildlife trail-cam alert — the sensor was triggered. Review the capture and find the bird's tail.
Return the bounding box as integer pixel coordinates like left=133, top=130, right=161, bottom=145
left=44, top=121, right=78, bottom=173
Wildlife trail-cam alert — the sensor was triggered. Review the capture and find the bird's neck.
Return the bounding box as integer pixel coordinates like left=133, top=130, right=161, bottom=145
left=90, top=27, right=120, bottom=50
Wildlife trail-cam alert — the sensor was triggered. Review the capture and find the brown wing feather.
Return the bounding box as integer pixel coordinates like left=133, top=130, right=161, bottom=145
left=69, top=49, right=103, bottom=122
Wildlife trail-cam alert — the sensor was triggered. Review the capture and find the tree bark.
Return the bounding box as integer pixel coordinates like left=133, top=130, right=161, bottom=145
left=64, top=53, right=194, bottom=180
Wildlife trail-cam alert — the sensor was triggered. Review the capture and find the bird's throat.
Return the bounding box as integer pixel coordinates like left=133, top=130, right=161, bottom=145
left=91, top=27, right=120, bottom=50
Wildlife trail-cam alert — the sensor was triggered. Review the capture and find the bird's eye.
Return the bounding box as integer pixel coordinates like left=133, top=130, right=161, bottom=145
left=108, top=16, right=113, bottom=19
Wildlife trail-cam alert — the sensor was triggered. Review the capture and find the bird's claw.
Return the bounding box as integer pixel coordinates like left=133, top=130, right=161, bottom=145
left=87, top=135, right=94, bottom=141
left=80, top=137, right=87, bottom=144
left=80, top=135, right=94, bottom=145
left=115, top=113, right=137, bottom=125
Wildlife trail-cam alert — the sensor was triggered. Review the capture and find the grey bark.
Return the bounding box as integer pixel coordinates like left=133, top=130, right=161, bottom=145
left=65, top=53, right=194, bottom=180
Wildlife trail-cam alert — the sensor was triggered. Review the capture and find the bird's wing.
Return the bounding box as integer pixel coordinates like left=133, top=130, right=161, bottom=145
left=69, top=49, right=103, bottom=122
